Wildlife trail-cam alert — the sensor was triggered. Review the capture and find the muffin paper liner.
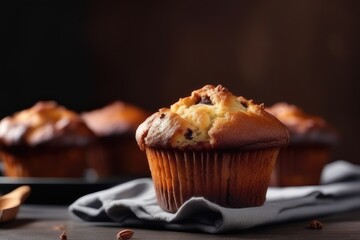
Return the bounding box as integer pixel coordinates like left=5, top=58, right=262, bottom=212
left=270, top=146, right=331, bottom=186
left=146, top=148, right=279, bottom=213
left=86, top=138, right=150, bottom=178
left=0, top=147, right=87, bottom=177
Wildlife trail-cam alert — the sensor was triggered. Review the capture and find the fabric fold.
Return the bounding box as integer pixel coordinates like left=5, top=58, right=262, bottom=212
left=69, top=160, right=360, bottom=233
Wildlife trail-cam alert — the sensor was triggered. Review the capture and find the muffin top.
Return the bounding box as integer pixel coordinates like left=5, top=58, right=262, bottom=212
left=266, top=102, right=338, bottom=145
left=81, top=101, right=149, bottom=137
left=0, top=101, right=95, bottom=149
left=136, top=85, right=289, bottom=150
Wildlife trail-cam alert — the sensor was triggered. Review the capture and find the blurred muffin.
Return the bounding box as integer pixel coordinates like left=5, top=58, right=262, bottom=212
left=0, top=101, right=95, bottom=178
left=81, top=101, right=150, bottom=178
left=136, top=85, right=289, bottom=213
left=266, top=102, right=339, bottom=187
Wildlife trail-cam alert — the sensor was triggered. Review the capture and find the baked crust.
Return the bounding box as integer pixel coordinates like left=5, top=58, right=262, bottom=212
left=81, top=101, right=149, bottom=137
left=0, top=101, right=95, bottom=149
left=266, top=102, right=338, bottom=145
left=136, top=85, right=289, bottom=150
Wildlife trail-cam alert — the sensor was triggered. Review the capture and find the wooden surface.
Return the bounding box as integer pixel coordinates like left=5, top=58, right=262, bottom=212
left=0, top=205, right=359, bottom=239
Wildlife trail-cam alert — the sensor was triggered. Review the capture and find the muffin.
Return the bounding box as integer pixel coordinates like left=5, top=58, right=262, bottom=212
left=81, top=101, right=150, bottom=178
left=266, top=102, right=338, bottom=187
left=136, top=85, right=289, bottom=213
left=0, top=101, right=95, bottom=178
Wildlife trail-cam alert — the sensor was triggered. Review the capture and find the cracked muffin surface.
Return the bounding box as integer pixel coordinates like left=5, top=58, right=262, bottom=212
left=136, top=85, right=289, bottom=150
left=266, top=102, right=338, bottom=145
left=0, top=101, right=95, bottom=148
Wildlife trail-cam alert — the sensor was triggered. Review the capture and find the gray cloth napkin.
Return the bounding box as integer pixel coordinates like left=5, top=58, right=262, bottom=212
left=69, top=160, right=360, bottom=233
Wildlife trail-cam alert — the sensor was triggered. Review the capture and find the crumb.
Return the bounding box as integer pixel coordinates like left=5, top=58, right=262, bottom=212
left=52, top=225, right=65, bottom=231
left=308, top=219, right=323, bottom=230
left=59, top=231, right=67, bottom=240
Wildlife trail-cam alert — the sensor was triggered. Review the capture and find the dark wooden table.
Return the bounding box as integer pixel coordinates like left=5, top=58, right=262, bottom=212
left=1, top=205, right=359, bottom=239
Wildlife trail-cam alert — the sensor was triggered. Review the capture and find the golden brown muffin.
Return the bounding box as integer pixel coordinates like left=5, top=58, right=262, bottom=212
left=81, top=101, right=150, bottom=178
left=136, top=85, right=289, bottom=213
left=266, top=102, right=339, bottom=187
left=0, top=101, right=95, bottom=177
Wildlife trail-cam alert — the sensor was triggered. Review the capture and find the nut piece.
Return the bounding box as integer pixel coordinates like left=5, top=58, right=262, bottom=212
left=308, top=219, right=323, bottom=230
left=117, top=229, right=134, bottom=240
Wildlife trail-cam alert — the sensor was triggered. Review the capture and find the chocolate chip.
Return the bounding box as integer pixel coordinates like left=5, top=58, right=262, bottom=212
left=240, top=100, right=248, bottom=108
left=160, top=113, right=166, bottom=119
left=184, top=129, right=193, bottom=140
left=196, top=95, right=212, bottom=105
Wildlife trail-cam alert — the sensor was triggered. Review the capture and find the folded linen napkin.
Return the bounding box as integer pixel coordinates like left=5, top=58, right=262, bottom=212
left=69, top=160, right=360, bottom=233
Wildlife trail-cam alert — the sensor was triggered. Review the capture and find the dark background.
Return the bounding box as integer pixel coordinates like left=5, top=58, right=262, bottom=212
left=0, top=1, right=359, bottom=164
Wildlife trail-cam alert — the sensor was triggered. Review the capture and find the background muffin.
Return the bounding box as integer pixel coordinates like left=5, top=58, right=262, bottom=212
left=266, top=102, right=339, bottom=187
left=136, top=85, right=289, bottom=213
left=81, top=101, right=150, bottom=178
left=0, top=101, right=95, bottom=178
